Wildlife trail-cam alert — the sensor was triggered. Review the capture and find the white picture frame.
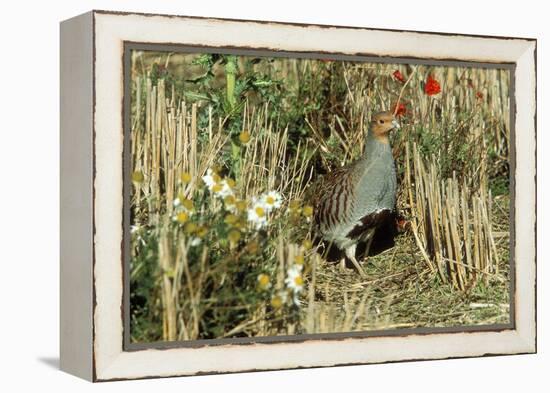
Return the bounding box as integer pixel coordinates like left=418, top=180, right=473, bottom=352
left=60, top=10, right=536, bottom=382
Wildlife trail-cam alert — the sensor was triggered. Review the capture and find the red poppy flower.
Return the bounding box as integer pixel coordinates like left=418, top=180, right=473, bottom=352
left=396, top=217, right=410, bottom=232
left=424, top=75, right=441, bottom=96
left=476, top=91, right=483, bottom=100
left=393, top=70, right=405, bottom=83
left=393, top=102, right=407, bottom=117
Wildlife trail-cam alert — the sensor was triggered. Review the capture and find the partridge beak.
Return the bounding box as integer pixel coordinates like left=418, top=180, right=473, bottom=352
left=392, top=119, right=400, bottom=130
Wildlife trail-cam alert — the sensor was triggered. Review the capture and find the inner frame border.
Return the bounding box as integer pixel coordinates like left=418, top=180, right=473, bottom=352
left=122, top=41, right=517, bottom=352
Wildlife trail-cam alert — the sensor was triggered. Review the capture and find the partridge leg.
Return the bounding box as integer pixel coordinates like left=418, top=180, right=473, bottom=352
left=363, top=230, right=375, bottom=258
left=344, top=244, right=367, bottom=278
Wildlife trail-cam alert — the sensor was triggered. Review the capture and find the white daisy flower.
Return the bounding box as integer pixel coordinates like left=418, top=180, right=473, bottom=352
left=202, top=169, right=235, bottom=199
left=172, top=196, right=194, bottom=224
left=261, top=190, right=282, bottom=211
left=247, top=200, right=268, bottom=229
left=257, top=273, right=271, bottom=290
left=202, top=169, right=216, bottom=189
left=189, top=237, right=202, bottom=247
left=285, top=265, right=304, bottom=293
left=270, top=290, right=289, bottom=308
left=215, top=180, right=234, bottom=198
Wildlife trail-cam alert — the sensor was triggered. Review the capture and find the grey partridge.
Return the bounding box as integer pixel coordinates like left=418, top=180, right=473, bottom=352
left=312, top=111, right=400, bottom=277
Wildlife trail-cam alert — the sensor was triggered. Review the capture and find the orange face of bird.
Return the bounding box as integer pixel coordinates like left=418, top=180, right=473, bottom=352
left=370, top=111, right=400, bottom=141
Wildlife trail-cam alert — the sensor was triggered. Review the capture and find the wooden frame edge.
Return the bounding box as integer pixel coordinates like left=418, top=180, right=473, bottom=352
left=80, top=10, right=537, bottom=381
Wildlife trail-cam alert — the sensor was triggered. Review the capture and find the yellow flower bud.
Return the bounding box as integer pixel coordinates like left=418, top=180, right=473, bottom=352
left=180, top=172, right=192, bottom=184
left=132, top=171, right=144, bottom=183
left=182, top=198, right=194, bottom=210
left=236, top=200, right=247, bottom=212
left=184, top=222, right=197, bottom=234
left=289, top=200, right=301, bottom=211
left=224, top=195, right=236, bottom=205
left=294, top=255, right=305, bottom=265
left=228, top=229, right=241, bottom=243
left=196, top=225, right=208, bottom=238
left=224, top=214, right=239, bottom=225
left=271, top=296, right=283, bottom=309
left=176, top=212, right=189, bottom=224
left=239, top=131, right=251, bottom=144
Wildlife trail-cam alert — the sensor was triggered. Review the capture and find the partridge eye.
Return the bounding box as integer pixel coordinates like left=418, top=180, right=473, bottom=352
left=379, top=119, right=384, bottom=124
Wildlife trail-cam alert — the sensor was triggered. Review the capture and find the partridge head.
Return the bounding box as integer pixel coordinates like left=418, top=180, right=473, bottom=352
left=369, top=111, right=401, bottom=143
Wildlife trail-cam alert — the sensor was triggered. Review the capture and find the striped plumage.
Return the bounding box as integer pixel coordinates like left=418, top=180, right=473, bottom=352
left=313, top=111, right=400, bottom=276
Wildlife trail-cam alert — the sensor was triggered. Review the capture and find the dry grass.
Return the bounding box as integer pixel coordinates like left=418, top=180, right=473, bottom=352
left=404, top=143, right=500, bottom=290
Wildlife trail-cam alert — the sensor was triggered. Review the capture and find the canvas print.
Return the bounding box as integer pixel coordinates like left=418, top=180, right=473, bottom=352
left=127, top=49, right=511, bottom=344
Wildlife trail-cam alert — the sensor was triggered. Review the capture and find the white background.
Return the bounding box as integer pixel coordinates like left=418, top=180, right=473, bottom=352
left=0, top=0, right=546, bottom=391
